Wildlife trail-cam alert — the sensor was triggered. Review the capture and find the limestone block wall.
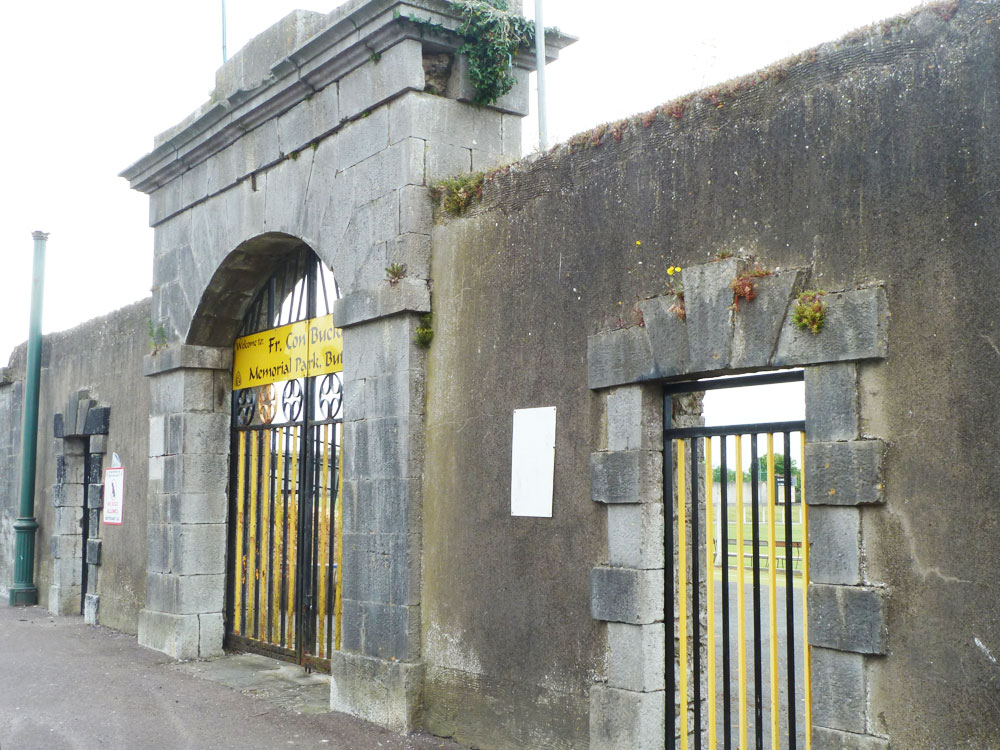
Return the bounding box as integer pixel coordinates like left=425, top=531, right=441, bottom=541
left=424, top=3, right=1000, bottom=747
left=0, top=300, right=151, bottom=632
left=121, top=0, right=570, bottom=733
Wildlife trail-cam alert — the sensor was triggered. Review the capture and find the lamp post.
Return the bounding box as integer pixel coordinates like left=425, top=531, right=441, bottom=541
left=9, top=230, right=48, bottom=606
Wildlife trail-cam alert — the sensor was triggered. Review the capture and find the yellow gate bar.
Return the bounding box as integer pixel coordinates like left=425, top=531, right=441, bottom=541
left=272, top=428, right=285, bottom=646
left=317, top=423, right=331, bottom=658
left=233, top=431, right=247, bottom=635
left=287, top=425, right=299, bottom=650
left=801, top=432, right=812, bottom=750
left=247, top=432, right=260, bottom=637
left=676, top=439, right=689, bottom=750
left=766, top=434, right=779, bottom=750
left=705, top=437, right=717, bottom=750
left=334, top=423, right=344, bottom=652
left=735, top=435, right=747, bottom=750
left=259, top=429, right=272, bottom=641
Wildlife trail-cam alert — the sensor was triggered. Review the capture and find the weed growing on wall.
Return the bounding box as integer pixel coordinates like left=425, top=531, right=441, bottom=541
left=666, top=265, right=685, bottom=320
left=385, top=263, right=407, bottom=285
left=792, top=290, right=827, bottom=334
left=147, top=318, right=167, bottom=353
left=415, top=313, right=434, bottom=348
left=433, top=172, right=485, bottom=215
left=730, top=264, right=771, bottom=310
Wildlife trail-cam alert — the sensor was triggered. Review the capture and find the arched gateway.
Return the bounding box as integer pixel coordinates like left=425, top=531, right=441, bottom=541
left=227, top=246, right=343, bottom=671
left=121, top=0, right=566, bottom=736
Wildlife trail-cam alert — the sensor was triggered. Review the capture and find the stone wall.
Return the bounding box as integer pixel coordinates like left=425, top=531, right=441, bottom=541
left=0, top=300, right=151, bottom=632
left=120, top=0, right=570, bottom=730
left=424, top=2, right=1000, bottom=747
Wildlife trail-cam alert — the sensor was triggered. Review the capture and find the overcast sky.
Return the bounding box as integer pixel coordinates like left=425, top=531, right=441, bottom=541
left=0, top=0, right=925, bottom=365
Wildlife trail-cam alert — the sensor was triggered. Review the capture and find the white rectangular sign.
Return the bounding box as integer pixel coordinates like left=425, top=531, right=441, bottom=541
left=510, top=406, right=556, bottom=518
left=103, top=467, right=125, bottom=525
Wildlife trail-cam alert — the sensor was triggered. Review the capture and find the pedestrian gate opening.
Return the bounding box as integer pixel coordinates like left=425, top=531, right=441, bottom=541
left=225, top=245, right=343, bottom=673
left=665, top=371, right=811, bottom=750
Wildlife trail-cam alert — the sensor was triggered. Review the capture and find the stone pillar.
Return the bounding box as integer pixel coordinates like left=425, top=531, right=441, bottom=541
left=49, top=434, right=86, bottom=615
left=139, top=345, right=232, bottom=660
left=589, top=384, right=667, bottom=750
left=329, top=309, right=427, bottom=733
left=803, top=363, right=889, bottom=750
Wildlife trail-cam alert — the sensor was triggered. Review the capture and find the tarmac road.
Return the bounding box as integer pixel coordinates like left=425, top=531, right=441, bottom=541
left=0, top=601, right=465, bottom=750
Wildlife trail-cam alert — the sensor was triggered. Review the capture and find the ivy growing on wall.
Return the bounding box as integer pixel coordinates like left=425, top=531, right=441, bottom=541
left=397, top=0, right=540, bottom=108
left=452, top=0, right=536, bottom=107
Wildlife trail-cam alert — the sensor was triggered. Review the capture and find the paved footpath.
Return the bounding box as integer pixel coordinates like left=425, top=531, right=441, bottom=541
left=0, top=601, right=465, bottom=750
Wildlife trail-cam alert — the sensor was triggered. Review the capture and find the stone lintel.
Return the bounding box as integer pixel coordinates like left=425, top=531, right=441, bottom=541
left=587, top=274, right=887, bottom=390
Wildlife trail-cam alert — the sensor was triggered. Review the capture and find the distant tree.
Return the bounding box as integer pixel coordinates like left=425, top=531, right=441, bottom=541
left=745, top=454, right=801, bottom=489
left=712, top=466, right=737, bottom=484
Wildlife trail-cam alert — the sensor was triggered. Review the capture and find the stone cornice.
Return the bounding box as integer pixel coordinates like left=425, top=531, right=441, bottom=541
left=120, top=0, right=574, bottom=195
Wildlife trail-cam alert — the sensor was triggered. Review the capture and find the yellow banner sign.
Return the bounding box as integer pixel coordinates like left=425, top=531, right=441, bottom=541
left=233, top=314, right=343, bottom=389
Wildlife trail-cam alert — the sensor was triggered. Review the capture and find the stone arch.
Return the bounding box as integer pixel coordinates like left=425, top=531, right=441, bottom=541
left=586, top=258, right=890, bottom=749
left=140, top=232, right=331, bottom=661
left=187, top=232, right=316, bottom=348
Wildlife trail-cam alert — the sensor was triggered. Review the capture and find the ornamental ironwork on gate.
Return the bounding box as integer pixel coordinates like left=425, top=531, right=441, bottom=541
left=225, top=245, right=343, bottom=673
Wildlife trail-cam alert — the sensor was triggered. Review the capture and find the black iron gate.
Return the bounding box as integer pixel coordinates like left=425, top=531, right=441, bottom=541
left=664, top=371, right=811, bottom=750
left=225, top=246, right=343, bottom=672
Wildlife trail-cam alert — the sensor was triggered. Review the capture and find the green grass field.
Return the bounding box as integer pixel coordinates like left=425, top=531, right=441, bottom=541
left=715, top=504, right=805, bottom=574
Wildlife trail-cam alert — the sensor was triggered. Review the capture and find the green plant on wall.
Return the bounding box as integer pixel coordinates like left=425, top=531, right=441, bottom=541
left=433, top=172, right=485, bottom=215
left=730, top=264, right=771, bottom=311
left=386, top=262, right=407, bottom=285
left=415, top=313, right=434, bottom=348
left=792, top=290, right=827, bottom=334
left=451, top=0, right=536, bottom=107
left=147, top=318, right=167, bottom=354
left=397, top=1, right=553, bottom=107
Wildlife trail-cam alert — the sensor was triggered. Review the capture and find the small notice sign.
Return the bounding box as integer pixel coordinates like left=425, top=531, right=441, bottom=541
left=510, top=406, right=557, bottom=518
left=103, top=467, right=125, bottom=525
left=232, top=314, right=343, bottom=389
